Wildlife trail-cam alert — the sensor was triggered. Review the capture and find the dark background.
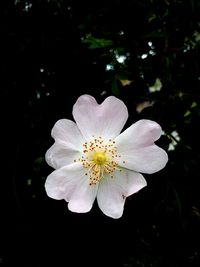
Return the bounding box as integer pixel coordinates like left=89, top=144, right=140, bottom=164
left=1, top=0, right=200, bottom=266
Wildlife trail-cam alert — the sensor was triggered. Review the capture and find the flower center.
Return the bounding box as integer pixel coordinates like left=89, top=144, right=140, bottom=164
left=92, top=151, right=107, bottom=165
left=74, top=137, right=123, bottom=186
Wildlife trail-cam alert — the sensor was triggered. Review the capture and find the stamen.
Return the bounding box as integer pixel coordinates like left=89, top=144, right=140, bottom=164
left=75, top=137, right=121, bottom=186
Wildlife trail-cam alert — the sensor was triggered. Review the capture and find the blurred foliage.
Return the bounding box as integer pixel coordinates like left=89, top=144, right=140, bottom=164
left=1, top=0, right=200, bottom=266
left=81, top=33, right=113, bottom=49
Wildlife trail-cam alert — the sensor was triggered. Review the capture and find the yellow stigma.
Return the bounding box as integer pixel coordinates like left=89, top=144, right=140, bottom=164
left=92, top=151, right=107, bottom=165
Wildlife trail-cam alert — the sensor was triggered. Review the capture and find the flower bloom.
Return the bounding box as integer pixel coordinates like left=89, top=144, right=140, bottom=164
left=45, top=95, right=168, bottom=218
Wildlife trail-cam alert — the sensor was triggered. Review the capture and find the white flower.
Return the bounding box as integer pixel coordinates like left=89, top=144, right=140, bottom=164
left=45, top=95, right=168, bottom=219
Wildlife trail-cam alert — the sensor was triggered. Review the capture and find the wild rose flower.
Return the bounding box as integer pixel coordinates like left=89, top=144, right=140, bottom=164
left=45, top=95, right=168, bottom=218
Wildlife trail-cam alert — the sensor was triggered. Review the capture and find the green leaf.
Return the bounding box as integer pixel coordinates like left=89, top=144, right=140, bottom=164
left=82, top=34, right=113, bottom=49
left=111, top=78, right=120, bottom=96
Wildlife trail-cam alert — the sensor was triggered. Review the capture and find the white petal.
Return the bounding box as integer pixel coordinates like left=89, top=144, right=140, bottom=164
left=97, top=169, right=146, bottom=219
left=116, top=145, right=168, bottom=174
left=51, top=119, right=85, bottom=150
left=97, top=177, right=125, bottom=219
left=45, top=163, right=84, bottom=200
left=72, top=95, right=128, bottom=141
left=115, top=119, right=162, bottom=151
left=114, top=169, right=147, bottom=197
left=45, top=140, right=81, bottom=169
left=114, top=119, right=168, bottom=174
left=68, top=178, right=98, bottom=213
left=45, top=163, right=98, bottom=213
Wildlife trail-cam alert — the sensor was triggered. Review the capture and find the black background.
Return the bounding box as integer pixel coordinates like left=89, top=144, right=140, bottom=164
left=1, top=0, right=200, bottom=266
